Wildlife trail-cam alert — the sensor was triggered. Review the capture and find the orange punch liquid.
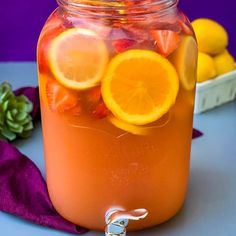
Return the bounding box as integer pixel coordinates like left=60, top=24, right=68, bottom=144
left=37, top=1, right=197, bottom=231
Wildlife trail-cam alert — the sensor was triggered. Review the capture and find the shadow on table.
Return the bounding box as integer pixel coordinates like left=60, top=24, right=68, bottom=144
left=129, top=165, right=231, bottom=235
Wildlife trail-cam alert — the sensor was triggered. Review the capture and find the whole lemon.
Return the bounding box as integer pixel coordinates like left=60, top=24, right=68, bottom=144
left=197, top=52, right=217, bottom=83
left=214, top=50, right=235, bottom=75
left=192, top=18, right=228, bottom=55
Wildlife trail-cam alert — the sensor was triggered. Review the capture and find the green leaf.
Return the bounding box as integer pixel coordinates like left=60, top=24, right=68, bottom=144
left=2, top=100, right=9, bottom=111
left=0, top=82, right=14, bottom=103
left=15, top=111, right=28, bottom=121
left=11, top=126, right=24, bottom=133
left=0, top=111, right=4, bottom=125
left=6, top=110, right=14, bottom=121
left=20, top=130, right=32, bottom=138
left=0, top=133, right=7, bottom=140
left=1, top=127, right=16, bottom=141
left=0, top=82, right=34, bottom=141
left=11, top=108, right=18, bottom=116
left=25, top=103, right=33, bottom=113
left=19, top=115, right=32, bottom=125
left=6, top=119, right=21, bottom=130
left=23, top=121, right=34, bottom=131
left=17, top=96, right=33, bottom=112
left=0, top=82, right=12, bottom=92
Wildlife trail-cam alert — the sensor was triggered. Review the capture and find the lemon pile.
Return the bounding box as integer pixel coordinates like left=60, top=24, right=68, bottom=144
left=192, top=18, right=235, bottom=83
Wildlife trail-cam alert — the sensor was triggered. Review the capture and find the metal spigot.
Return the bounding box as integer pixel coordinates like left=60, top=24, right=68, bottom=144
left=105, top=208, right=148, bottom=236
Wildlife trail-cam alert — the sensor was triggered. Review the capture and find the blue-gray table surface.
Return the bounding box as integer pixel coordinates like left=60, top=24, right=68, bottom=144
left=0, top=62, right=236, bottom=236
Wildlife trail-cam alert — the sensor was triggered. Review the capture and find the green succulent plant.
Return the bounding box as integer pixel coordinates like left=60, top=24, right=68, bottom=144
left=0, top=82, right=34, bottom=141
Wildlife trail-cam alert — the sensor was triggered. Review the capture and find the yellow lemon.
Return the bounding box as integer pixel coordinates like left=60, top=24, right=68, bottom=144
left=192, top=18, right=228, bottom=55
left=213, top=50, right=235, bottom=76
left=169, top=36, right=198, bottom=90
left=197, top=52, right=217, bottom=83
left=49, top=28, right=108, bottom=90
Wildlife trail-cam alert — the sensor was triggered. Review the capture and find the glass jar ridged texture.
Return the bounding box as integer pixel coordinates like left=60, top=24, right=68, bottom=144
left=37, top=0, right=197, bottom=231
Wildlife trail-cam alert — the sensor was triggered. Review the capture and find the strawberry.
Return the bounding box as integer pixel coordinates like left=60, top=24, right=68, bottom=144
left=46, top=79, right=79, bottom=112
left=123, top=25, right=149, bottom=42
left=92, top=102, right=110, bottom=119
left=38, top=25, right=64, bottom=74
left=85, top=87, right=110, bottom=119
left=112, top=38, right=136, bottom=53
left=86, top=86, right=102, bottom=105
left=151, top=30, right=181, bottom=56
left=178, top=20, right=193, bottom=36
left=69, top=105, right=82, bottom=116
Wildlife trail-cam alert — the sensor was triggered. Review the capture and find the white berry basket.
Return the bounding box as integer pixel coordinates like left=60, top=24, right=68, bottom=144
left=194, top=69, right=236, bottom=114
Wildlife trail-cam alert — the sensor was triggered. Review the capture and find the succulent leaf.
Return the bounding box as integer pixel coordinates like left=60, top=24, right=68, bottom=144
left=0, top=82, right=34, bottom=141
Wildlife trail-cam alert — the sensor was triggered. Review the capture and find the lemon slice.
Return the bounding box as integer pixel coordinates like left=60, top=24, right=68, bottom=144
left=169, top=36, right=198, bottom=90
left=49, top=28, right=108, bottom=90
left=101, top=49, right=179, bottom=125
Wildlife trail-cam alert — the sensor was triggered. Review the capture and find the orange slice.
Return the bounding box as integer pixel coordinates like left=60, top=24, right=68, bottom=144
left=101, top=49, right=179, bottom=125
left=49, top=28, right=109, bottom=90
left=169, top=36, right=198, bottom=90
left=108, top=116, right=149, bottom=135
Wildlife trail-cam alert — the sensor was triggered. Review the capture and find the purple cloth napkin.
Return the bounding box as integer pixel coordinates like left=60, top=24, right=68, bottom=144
left=0, top=86, right=202, bottom=233
left=0, top=140, right=88, bottom=234
left=0, top=86, right=88, bottom=234
left=192, top=128, right=203, bottom=139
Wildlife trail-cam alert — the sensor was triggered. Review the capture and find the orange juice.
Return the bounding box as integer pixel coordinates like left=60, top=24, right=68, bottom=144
left=37, top=0, right=197, bottom=231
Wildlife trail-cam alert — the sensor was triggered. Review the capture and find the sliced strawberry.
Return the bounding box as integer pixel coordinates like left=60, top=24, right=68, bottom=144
left=38, top=25, right=64, bottom=74
left=69, top=105, right=82, bottom=116
left=46, top=79, right=79, bottom=112
left=123, top=25, right=149, bottom=42
left=178, top=20, right=193, bottom=36
left=85, top=87, right=110, bottom=119
left=86, top=86, right=102, bottom=105
left=92, top=102, right=110, bottom=119
left=151, top=30, right=181, bottom=56
left=112, top=39, right=136, bottom=53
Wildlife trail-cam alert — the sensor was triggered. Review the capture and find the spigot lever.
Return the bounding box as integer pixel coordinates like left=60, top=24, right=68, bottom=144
left=105, top=208, right=148, bottom=236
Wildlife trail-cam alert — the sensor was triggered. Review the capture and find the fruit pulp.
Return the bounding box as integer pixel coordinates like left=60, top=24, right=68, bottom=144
left=37, top=9, right=197, bottom=231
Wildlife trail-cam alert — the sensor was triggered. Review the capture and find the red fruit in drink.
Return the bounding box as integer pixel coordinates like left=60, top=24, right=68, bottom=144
left=85, top=87, right=110, bottom=119
left=46, top=79, right=79, bottom=112
left=123, top=25, right=149, bottom=42
left=86, top=86, right=102, bottom=104
left=92, top=102, right=110, bottom=119
left=38, top=25, right=64, bottom=74
left=151, top=30, right=181, bottom=56
left=178, top=20, right=194, bottom=36
left=69, top=105, right=82, bottom=116
left=112, top=38, right=136, bottom=52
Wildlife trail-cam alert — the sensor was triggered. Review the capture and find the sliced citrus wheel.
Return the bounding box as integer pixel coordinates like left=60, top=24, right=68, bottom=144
left=49, top=28, right=108, bottom=90
left=169, top=36, right=197, bottom=90
left=108, top=116, right=149, bottom=135
left=101, top=49, right=179, bottom=125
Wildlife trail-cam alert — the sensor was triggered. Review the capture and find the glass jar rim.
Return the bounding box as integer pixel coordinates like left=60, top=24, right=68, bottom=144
left=57, top=0, right=178, bottom=18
